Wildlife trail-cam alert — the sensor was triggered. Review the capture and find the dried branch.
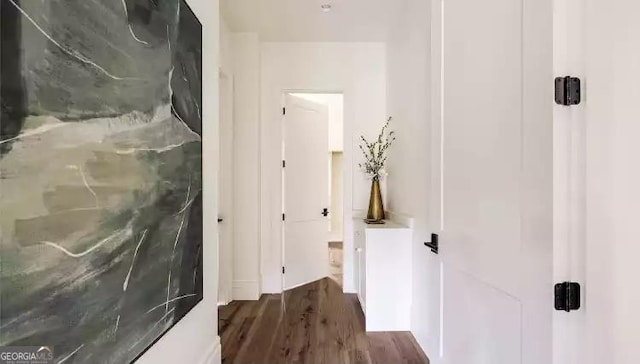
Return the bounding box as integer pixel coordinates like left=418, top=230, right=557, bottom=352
left=358, top=117, right=395, bottom=179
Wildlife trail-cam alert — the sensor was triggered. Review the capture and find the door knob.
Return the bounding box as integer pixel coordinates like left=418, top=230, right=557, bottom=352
left=322, top=208, right=329, bottom=217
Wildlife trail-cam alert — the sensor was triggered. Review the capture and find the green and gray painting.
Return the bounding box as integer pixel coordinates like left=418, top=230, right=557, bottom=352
left=0, top=0, right=203, bottom=362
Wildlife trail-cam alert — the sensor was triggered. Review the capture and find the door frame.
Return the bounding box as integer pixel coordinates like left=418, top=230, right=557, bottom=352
left=279, top=90, right=347, bottom=292
left=218, top=67, right=234, bottom=306
left=552, top=0, right=587, bottom=362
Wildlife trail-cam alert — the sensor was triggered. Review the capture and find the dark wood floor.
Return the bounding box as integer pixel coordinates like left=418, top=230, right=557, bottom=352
left=219, top=278, right=428, bottom=364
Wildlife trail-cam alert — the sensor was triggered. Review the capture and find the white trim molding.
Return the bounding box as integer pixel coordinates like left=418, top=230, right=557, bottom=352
left=200, top=336, right=221, bottom=364
left=232, top=280, right=260, bottom=300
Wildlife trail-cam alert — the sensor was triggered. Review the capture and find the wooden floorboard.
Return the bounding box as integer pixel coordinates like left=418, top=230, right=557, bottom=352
left=219, top=278, right=429, bottom=364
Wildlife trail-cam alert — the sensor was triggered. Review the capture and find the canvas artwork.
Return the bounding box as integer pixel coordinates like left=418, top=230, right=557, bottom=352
left=0, top=0, right=203, bottom=362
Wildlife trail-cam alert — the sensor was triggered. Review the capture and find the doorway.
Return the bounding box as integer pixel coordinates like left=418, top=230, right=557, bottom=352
left=283, top=92, right=344, bottom=290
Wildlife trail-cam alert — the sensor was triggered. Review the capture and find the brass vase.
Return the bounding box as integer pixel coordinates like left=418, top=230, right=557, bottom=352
left=366, top=177, right=385, bottom=222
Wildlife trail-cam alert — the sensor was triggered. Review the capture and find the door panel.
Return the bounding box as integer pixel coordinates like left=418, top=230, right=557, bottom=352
left=283, top=94, right=329, bottom=290
left=441, top=0, right=553, bottom=363
left=284, top=222, right=328, bottom=290
left=443, top=266, right=521, bottom=364
left=444, top=0, right=522, bottom=296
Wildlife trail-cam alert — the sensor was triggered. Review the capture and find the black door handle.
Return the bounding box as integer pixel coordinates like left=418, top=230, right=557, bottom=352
left=424, top=233, right=439, bottom=254
left=218, top=218, right=223, bottom=223
left=322, top=208, right=329, bottom=217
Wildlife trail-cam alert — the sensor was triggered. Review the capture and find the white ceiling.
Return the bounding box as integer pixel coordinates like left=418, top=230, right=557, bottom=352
left=221, top=0, right=405, bottom=42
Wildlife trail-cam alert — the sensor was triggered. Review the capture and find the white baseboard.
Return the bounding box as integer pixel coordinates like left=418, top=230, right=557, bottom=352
left=218, top=289, right=231, bottom=306
left=232, top=280, right=260, bottom=300
left=200, top=336, right=221, bottom=364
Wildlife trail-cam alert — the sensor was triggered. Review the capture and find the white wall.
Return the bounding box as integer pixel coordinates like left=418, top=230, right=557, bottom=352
left=220, top=18, right=233, bottom=75
left=584, top=1, right=640, bottom=362
left=385, top=0, right=437, bottom=358
left=138, top=0, right=221, bottom=362
left=231, top=32, right=262, bottom=300
left=260, top=42, right=387, bottom=294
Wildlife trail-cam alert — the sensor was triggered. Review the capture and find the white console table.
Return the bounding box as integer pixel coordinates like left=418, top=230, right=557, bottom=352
left=353, top=214, right=413, bottom=332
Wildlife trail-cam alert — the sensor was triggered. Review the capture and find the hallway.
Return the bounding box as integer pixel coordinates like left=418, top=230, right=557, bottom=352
left=219, top=278, right=428, bottom=363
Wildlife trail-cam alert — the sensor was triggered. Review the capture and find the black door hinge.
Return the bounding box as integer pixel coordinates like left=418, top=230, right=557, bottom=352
left=282, top=160, right=286, bottom=168
left=424, top=233, right=439, bottom=254
left=554, top=282, right=581, bottom=312
left=282, top=107, right=286, bottom=115
left=282, top=213, right=285, bottom=221
left=282, top=266, right=285, bottom=274
left=555, top=76, right=581, bottom=106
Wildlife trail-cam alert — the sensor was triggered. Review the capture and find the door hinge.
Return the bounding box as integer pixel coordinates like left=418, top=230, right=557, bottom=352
left=282, top=160, right=286, bottom=168
left=282, top=213, right=285, bottom=221
left=282, top=107, right=286, bottom=115
left=555, top=76, right=581, bottom=106
left=282, top=266, right=285, bottom=274
left=554, top=282, right=581, bottom=312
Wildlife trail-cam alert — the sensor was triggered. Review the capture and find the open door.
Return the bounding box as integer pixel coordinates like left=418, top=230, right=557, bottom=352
left=439, top=0, right=553, bottom=362
left=283, top=94, right=329, bottom=290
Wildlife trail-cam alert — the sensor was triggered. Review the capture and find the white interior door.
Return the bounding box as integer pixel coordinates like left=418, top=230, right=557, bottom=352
left=283, top=94, right=329, bottom=290
left=582, top=1, right=640, bottom=363
left=440, top=0, right=553, bottom=363
left=218, top=72, right=234, bottom=304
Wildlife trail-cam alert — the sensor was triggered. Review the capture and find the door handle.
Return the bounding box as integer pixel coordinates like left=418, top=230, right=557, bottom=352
left=322, top=208, right=329, bottom=217
left=424, top=233, right=439, bottom=254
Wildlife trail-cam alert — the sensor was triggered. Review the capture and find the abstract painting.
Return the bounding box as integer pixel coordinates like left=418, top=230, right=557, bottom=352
left=0, top=0, right=203, bottom=362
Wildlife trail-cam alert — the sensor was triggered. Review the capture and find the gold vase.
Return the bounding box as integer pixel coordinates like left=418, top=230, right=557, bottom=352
left=366, top=177, right=385, bottom=222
